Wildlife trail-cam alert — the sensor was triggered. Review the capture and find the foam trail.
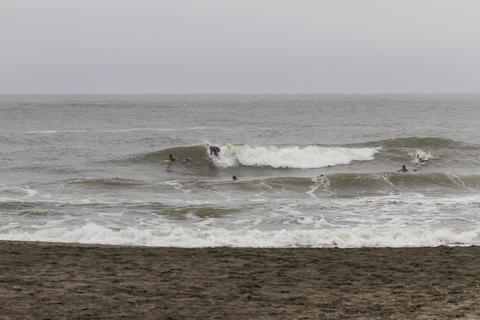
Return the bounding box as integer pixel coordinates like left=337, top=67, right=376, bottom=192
left=214, top=144, right=378, bottom=168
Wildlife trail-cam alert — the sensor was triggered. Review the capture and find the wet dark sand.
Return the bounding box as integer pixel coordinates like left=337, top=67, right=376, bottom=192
left=1, top=241, right=480, bottom=319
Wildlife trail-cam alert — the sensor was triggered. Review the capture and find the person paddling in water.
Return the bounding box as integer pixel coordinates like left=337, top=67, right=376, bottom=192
left=398, top=165, right=408, bottom=173
left=210, top=146, right=220, bottom=159
left=168, top=154, right=192, bottom=163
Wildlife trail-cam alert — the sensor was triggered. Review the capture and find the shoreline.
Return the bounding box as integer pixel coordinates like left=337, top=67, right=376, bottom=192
left=1, top=241, right=480, bottom=319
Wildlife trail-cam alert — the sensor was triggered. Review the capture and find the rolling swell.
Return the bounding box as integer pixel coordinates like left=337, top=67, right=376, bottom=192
left=355, top=136, right=479, bottom=150
left=176, top=173, right=480, bottom=196
left=352, top=137, right=480, bottom=170
left=323, top=172, right=480, bottom=195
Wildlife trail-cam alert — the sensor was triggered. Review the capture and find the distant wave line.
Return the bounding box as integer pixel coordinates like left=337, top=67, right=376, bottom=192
left=104, top=127, right=212, bottom=133
left=22, top=127, right=212, bottom=134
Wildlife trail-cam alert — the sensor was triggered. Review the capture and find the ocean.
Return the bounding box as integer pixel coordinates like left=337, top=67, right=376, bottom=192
left=0, top=94, right=479, bottom=247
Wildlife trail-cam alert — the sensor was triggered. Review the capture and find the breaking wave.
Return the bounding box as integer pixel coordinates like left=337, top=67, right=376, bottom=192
left=1, top=224, right=480, bottom=248
left=215, top=144, right=378, bottom=168
left=117, top=137, right=480, bottom=170
left=121, top=144, right=378, bottom=169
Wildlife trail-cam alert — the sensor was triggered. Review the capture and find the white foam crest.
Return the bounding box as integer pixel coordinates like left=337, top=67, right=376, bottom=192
left=1, top=224, right=480, bottom=248
left=213, top=144, right=378, bottom=168
left=411, top=149, right=433, bottom=164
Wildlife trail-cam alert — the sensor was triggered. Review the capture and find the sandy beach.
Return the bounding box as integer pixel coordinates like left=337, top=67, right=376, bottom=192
left=0, top=242, right=479, bottom=319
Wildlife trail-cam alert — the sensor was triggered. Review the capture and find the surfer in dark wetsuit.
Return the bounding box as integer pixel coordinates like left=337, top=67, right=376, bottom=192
left=169, top=153, right=176, bottom=162
left=232, top=175, right=238, bottom=181
left=210, top=146, right=220, bottom=159
left=398, top=165, right=408, bottom=173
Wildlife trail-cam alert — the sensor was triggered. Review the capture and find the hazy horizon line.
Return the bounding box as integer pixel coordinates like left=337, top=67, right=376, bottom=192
left=1, top=92, right=479, bottom=96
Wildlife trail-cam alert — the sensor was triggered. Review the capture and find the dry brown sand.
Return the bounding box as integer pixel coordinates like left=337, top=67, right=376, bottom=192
left=1, top=241, right=480, bottom=319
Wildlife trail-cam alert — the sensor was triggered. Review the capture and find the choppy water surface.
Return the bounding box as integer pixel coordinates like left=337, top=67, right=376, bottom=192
left=1, top=94, right=479, bottom=247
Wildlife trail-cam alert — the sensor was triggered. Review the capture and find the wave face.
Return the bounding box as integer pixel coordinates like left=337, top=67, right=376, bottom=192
left=357, top=137, right=468, bottom=149
left=329, top=172, right=480, bottom=193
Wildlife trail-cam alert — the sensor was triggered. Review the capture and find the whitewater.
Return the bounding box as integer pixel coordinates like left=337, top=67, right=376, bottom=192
left=213, top=144, right=378, bottom=168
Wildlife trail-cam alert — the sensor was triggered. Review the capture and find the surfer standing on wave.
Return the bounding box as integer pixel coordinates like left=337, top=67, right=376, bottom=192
left=398, top=165, right=408, bottom=173
left=210, top=146, right=220, bottom=159
left=169, top=153, right=176, bottom=162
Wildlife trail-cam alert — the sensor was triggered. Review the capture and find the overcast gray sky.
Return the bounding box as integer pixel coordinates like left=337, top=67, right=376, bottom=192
left=1, top=0, right=479, bottom=94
